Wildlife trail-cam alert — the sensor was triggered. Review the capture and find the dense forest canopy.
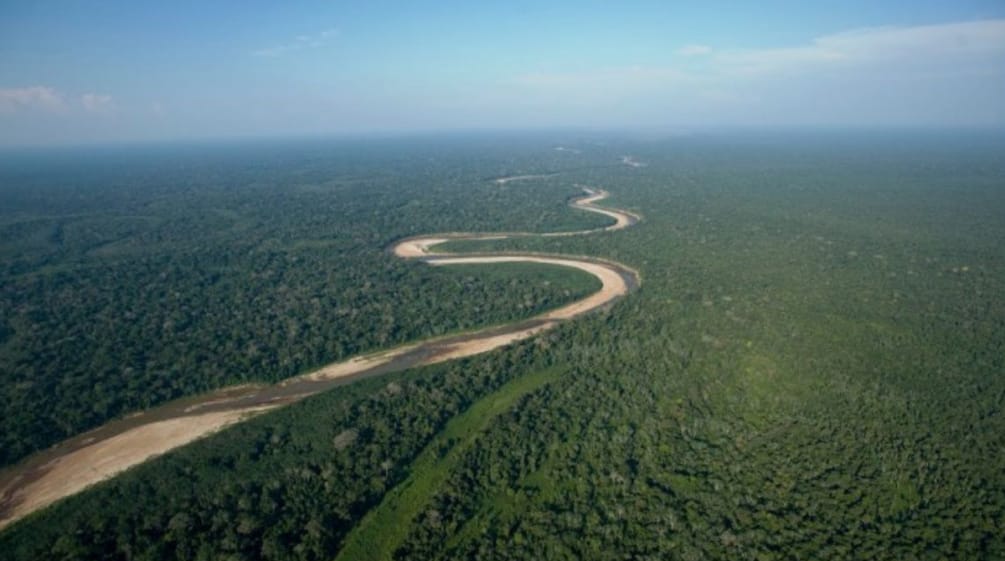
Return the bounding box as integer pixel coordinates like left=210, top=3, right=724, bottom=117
left=0, top=135, right=610, bottom=467
left=1, top=131, right=1003, bottom=560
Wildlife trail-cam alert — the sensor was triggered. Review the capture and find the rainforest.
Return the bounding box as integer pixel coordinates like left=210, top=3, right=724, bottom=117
left=0, top=131, right=1003, bottom=560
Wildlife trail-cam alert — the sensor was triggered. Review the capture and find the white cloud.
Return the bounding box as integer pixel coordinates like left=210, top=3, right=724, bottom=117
left=512, top=19, right=1005, bottom=89
left=0, top=87, right=121, bottom=118
left=713, top=19, right=1005, bottom=75
left=497, top=19, right=1005, bottom=126
left=81, top=93, right=114, bottom=113
left=0, top=86, right=66, bottom=113
left=676, top=44, right=712, bottom=57
left=252, top=28, right=339, bottom=57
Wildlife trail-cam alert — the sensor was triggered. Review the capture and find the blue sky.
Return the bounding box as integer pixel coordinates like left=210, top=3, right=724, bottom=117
left=1, top=1, right=1004, bottom=146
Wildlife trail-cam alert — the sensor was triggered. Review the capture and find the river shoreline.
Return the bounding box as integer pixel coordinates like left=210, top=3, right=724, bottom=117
left=0, top=186, right=640, bottom=530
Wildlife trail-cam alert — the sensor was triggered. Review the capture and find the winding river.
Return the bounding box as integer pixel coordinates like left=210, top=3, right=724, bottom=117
left=0, top=185, right=640, bottom=530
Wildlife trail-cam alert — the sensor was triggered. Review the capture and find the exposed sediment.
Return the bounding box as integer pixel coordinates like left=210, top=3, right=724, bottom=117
left=0, top=185, right=640, bottom=530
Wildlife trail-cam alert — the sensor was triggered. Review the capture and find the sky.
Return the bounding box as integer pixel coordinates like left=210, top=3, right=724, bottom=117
left=1, top=0, right=1004, bottom=146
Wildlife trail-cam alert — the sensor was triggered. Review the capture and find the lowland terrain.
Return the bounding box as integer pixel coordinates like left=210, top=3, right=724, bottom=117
left=1, top=132, right=1003, bottom=560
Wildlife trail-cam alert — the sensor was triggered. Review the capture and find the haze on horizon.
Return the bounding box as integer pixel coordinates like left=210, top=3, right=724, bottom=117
left=1, top=0, right=1004, bottom=147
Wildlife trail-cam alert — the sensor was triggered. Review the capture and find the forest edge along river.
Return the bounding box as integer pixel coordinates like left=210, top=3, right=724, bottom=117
left=0, top=185, right=641, bottom=530
left=0, top=184, right=641, bottom=530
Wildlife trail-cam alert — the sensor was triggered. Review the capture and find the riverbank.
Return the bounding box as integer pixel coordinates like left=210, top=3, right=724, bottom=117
left=0, top=187, right=640, bottom=530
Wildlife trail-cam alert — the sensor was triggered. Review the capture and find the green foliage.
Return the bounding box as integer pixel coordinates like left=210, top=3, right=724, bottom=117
left=391, top=133, right=1005, bottom=560
left=0, top=341, right=565, bottom=560
left=0, top=138, right=606, bottom=466
left=335, top=366, right=563, bottom=561
left=2, top=132, right=1003, bottom=560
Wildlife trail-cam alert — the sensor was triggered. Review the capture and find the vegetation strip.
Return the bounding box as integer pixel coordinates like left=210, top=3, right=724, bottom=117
left=334, top=366, right=564, bottom=561
left=3, top=137, right=1003, bottom=560
left=0, top=185, right=640, bottom=530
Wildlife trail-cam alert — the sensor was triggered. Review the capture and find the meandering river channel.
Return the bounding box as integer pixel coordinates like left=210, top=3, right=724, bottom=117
left=0, top=185, right=640, bottom=530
